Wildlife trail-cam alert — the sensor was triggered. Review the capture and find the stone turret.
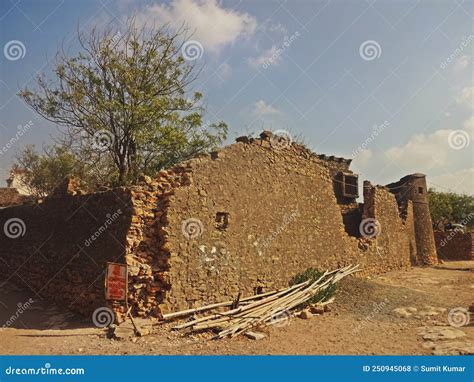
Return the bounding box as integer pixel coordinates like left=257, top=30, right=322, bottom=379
left=386, top=173, right=437, bottom=265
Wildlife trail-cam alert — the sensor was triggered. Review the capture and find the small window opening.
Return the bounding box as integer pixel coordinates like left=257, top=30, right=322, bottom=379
left=338, top=172, right=359, bottom=198
left=418, top=187, right=424, bottom=194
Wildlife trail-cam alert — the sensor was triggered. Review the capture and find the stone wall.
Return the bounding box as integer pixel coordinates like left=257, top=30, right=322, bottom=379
left=434, top=231, right=473, bottom=261
left=158, top=137, right=414, bottom=312
left=0, top=188, right=34, bottom=207
left=119, top=170, right=191, bottom=319
left=361, top=182, right=417, bottom=270
left=0, top=189, right=132, bottom=317
left=0, top=134, right=427, bottom=319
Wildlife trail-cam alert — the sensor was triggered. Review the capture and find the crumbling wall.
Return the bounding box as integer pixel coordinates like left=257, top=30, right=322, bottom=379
left=359, top=182, right=416, bottom=274
left=434, top=231, right=473, bottom=261
left=0, top=135, right=423, bottom=319
left=119, top=171, right=191, bottom=319
left=157, top=137, right=415, bottom=312
left=0, top=188, right=132, bottom=317
left=0, top=188, right=34, bottom=207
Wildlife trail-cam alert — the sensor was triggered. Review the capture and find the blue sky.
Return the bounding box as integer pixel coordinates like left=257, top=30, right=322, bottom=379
left=0, top=0, right=472, bottom=193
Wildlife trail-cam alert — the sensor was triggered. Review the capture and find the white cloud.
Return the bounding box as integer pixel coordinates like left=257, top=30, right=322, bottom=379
left=353, top=148, right=373, bottom=168
left=385, top=128, right=472, bottom=174
left=135, top=0, right=257, bottom=53
left=247, top=31, right=300, bottom=69
left=429, top=168, right=474, bottom=195
left=456, top=86, right=473, bottom=108
left=453, top=55, right=471, bottom=72
left=463, top=115, right=474, bottom=134
left=247, top=45, right=282, bottom=69
left=351, top=84, right=473, bottom=194
left=252, top=100, right=281, bottom=117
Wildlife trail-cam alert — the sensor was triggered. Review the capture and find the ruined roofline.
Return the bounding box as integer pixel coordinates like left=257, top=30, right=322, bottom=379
left=316, top=154, right=352, bottom=166
left=363, top=180, right=390, bottom=192
left=234, top=130, right=352, bottom=165
left=385, top=173, right=427, bottom=191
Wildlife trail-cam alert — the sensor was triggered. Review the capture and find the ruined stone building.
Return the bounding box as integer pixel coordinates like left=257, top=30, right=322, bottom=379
left=0, top=132, right=438, bottom=320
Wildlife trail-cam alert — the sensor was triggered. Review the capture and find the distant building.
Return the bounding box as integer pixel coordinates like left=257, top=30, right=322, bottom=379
left=0, top=167, right=35, bottom=208
left=6, top=167, right=31, bottom=195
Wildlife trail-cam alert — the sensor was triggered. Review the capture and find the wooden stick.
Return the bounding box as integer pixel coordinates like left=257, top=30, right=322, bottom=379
left=162, top=283, right=302, bottom=321
left=172, top=264, right=360, bottom=338
left=173, top=280, right=310, bottom=330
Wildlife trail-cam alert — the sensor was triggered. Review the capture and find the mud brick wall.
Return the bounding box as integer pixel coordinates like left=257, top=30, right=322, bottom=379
left=360, top=183, right=416, bottom=273
left=158, top=137, right=416, bottom=312
left=435, top=231, right=473, bottom=261
left=120, top=171, right=190, bottom=319
left=0, top=135, right=427, bottom=318
left=0, top=188, right=34, bottom=207
left=0, top=189, right=133, bottom=317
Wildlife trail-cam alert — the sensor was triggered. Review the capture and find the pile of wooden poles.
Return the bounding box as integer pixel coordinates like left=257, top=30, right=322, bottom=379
left=162, top=264, right=359, bottom=339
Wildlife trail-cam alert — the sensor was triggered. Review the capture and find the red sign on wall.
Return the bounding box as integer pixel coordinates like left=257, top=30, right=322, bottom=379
left=105, top=262, right=127, bottom=301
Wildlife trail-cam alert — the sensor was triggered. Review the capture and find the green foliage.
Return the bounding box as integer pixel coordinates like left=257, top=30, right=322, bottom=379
left=290, top=268, right=337, bottom=306
left=428, top=188, right=474, bottom=229
left=13, top=146, right=77, bottom=197
left=14, top=145, right=115, bottom=197
left=18, top=19, right=227, bottom=187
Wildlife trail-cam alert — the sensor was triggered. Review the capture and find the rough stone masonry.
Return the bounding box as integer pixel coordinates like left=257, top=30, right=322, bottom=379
left=0, top=132, right=437, bottom=321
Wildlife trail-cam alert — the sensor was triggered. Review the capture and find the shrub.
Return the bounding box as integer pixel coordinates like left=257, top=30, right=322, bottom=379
left=290, top=268, right=337, bottom=306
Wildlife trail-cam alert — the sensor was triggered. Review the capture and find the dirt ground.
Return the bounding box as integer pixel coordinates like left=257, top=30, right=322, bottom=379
left=1, top=261, right=473, bottom=355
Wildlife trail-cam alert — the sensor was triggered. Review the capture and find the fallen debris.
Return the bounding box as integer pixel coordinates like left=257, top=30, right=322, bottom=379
left=417, top=326, right=466, bottom=341
left=245, top=331, right=267, bottom=340
left=110, top=318, right=155, bottom=340
left=430, top=341, right=474, bottom=355
left=165, top=264, right=359, bottom=339
left=299, top=309, right=312, bottom=320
